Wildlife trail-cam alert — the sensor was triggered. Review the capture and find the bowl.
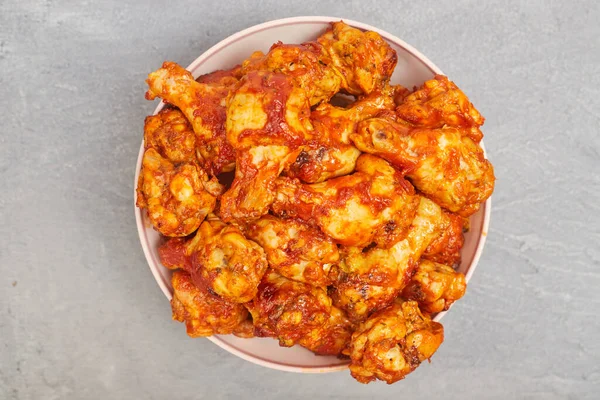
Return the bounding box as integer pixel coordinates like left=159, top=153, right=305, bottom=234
left=134, top=16, right=491, bottom=373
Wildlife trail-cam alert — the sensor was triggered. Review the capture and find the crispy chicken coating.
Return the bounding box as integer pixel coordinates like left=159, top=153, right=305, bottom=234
left=352, top=118, right=495, bottom=216
left=331, top=196, right=450, bottom=322
left=402, top=260, right=467, bottom=314
left=246, top=270, right=352, bottom=355
left=136, top=148, right=221, bottom=237
left=190, top=218, right=268, bottom=303
left=349, top=300, right=444, bottom=384
left=422, top=211, right=466, bottom=266
left=396, top=75, right=484, bottom=143
left=287, top=92, right=395, bottom=183
left=318, top=22, right=397, bottom=95
left=244, top=215, right=339, bottom=287
left=272, top=154, right=418, bottom=248
left=171, top=270, right=249, bottom=337
left=146, top=62, right=237, bottom=175
left=220, top=71, right=313, bottom=221
left=241, top=42, right=342, bottom=106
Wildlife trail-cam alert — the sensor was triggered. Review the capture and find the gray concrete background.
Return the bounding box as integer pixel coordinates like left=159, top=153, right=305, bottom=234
left=1, top=0, right=599, bottom=398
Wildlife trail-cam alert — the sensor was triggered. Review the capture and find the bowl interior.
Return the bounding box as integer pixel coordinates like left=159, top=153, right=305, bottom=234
left=135, top=17, right=490, bottom=372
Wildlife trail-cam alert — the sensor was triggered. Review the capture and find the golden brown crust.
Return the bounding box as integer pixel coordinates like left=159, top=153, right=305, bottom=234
left=241, top=42, right=341, bottom=106
left=246, top=270, right=333, bottom=346
left=220, top=71, right=313, bottom=222
left=331, top=196, right=450, bottom=322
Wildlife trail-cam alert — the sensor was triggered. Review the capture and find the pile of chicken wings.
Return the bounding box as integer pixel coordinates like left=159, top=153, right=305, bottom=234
left=137, top=21, right=495, bottom=384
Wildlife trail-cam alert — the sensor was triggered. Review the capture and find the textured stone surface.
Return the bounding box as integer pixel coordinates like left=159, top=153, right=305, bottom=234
left=1, top=0, right=599, bottom=398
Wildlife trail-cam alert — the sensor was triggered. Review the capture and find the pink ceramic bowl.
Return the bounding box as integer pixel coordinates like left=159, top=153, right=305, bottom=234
left=134, top=16, right=491, bottom=373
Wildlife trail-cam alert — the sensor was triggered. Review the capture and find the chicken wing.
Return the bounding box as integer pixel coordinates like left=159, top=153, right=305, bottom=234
left=143, top=108, right=197, bottom=164
left=287, top=92, right=395, bottom=183
left=241, top=42, right=341, bottom=106
left=244, top=215, right=339, bottom=287
left=297, top=306, right=353, bottom=356
left=136, top=148, right=221, bottom=237
left=348, top=300, right=444, bottom=384
left=246, top=270, right=352, bottom=355
left=331, top=196, right=450, bottom=322
left=422, top=211, right=466, bottom=266
left=220, top=71, right=313, bottom=221
left=395, top=75, right=484, bottom=143
left=171, top=270, right=249, bottom=337
left=402, top=260, right=467, bottom=314
left=272, top=154, right=418, bottom=248
left=145, top=62, right=237, bottom=175
left=189, top=218, right=268, bottom=303
left=352, top=118, right=495, bottom=216
left=196, top=65, right=242, bottom=86
left=318, top=21, right=397, bottom=96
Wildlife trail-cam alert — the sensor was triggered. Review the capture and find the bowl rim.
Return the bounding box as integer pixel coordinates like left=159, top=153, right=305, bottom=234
left=134, top=15, right=492, bottom=374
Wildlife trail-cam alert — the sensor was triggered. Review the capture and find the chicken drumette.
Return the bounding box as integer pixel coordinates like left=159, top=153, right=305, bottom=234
left=145, top=62, right=239, bottom=175
left=246, top=270, right=352, bottom=355
left=402, top=260, right=467, bottom=315
left=170, top=270, right=249, bottom=337
left=318, top=21, right=397, bottom=96
left=189, top=217, right=268, bottom=303
left=244, top=215, right=339, bottom=287
left=330, top=196, right=451, bottom=322
left=352, top=117, right=495, bottom=216
left=220, top=71, right=313, bottom=221
left=272, top=154, right=419, bottom=248
left=349, top=300, right=444, bottom=384
left=287, top=92, right=395, bottom=183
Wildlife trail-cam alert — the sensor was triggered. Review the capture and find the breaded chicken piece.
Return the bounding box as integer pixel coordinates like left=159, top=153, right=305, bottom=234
left=144, top=108, right=197, bottom=164
left=422, top=211, right=466, bottom=266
